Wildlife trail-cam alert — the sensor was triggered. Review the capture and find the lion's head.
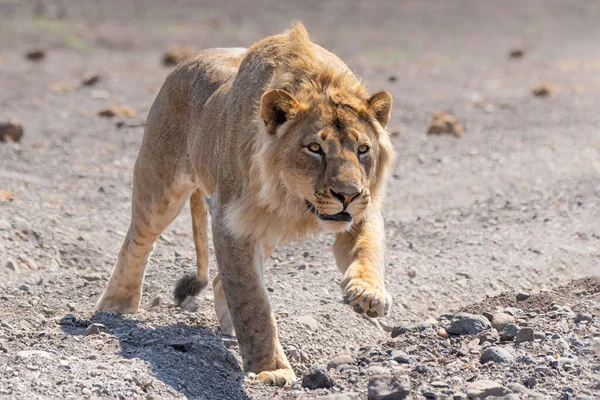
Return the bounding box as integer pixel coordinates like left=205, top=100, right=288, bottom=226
left=258, top=70, right=394, bottom=233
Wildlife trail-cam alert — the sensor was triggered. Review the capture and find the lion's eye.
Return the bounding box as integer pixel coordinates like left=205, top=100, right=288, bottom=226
left=307, top=143, right=322, bottom=153
left=358, top=144, right=370, bottom=154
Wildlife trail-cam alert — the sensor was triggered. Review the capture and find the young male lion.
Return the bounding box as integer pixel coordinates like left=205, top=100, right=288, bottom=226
left=96, top=22, right=394, bottom=386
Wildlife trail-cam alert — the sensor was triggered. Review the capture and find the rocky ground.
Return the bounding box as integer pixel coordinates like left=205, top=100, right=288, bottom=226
left=1, top=1, right=600, bottom=399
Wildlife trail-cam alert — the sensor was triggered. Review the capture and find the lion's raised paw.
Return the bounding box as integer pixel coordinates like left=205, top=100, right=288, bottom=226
left=342, top=278, right=391, bottom=318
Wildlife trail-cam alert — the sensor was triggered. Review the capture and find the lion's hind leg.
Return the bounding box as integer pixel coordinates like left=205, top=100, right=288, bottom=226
left=174, top=189, right=211, bottom=304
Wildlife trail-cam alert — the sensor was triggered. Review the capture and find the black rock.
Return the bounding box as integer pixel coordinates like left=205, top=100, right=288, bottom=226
left=523, top=377, right=537, bottom=388
left=368, top=375, right=411, bottom=400
left=302, top=364, right=335, bottom=389
left=447, top=314, right=491, bottom=335
left=391, top=350, right=412, bottom=364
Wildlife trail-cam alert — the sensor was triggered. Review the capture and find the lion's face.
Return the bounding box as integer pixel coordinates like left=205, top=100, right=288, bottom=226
left=260, top=89, right=394, bottom=233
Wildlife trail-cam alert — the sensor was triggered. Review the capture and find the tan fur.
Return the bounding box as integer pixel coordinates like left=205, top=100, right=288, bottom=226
left=96, top=23, right=394, bottom=386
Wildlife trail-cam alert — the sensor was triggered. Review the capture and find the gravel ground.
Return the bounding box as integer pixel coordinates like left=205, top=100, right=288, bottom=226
left=1, top=1, right=599, bottom=399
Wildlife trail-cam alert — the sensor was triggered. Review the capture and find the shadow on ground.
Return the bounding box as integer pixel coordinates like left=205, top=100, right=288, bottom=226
left=60, top=312, right=250, bottom=399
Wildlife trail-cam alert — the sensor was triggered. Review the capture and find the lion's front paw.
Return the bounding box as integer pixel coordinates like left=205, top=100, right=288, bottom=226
left=95, top=293, right=140, bottom=314
left=342, top=278, right=391, bottom=318
left=256, top=368, right=296, bottom=387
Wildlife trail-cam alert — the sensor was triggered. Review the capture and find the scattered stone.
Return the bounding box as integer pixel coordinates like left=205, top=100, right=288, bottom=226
left=367, top=375, right=411, bottom=400
left=388, top=75, right=397, bottom=82
left=327, top=354, right=354, bottom=370
left=392, top=322, right=429, bottom=337
left=0, top=120, right=24, bottom=143
left=509, top=49, right=525, bottom=59
left=516, top=327, right=535, bottom=343
left=447, top=314, right=491, bottom=335
left=491, top=312, right=515, bottom=332
left=367, top=365, right=389, bottom=375
left=500, top=323, right=519, bottom=341
left=478, top=330, right=498, bottom=345
left=480, top=347, right=515, bottom=364
left=574, top=313, right=592, bottom=323
left=466, top=380, right=512, bottom=399
left=516, top=292, right=530, bottom=301
left=16, top=350, right=52, bottom=359
left=302, top=364, right=335, bottom=389
left=84, top=323, right=108, bottom=336
left=317, top=393, right=361, bottom=400
left=179, top=296, right=198, bottom=312
left=426, top=111, right=464, bottom=138
left=523, top=377, right=537, bottom=388
left=149, top=296, right=162, bottom=308
left=59, top=314, right=76, bottom=325
left=534, top=332, right=546, bottom=341
left=5, top=258, right=19, bottom=272
left=81, top=72, right=100, bottom=86
left=98, top=105, right=137, bottom=118
left=531, top=83, right=556, bottom=97
left=25, top=49, right=45, bottom=62
left=297, top=315, right=319, bottom=332
left=163, top=46, right=197, bottom=66
left=391, top=350, right=412, bottom=364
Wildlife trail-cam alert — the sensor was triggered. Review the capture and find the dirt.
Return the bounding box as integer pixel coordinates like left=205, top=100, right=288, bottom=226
left=1, top=1, right=599, bottom=399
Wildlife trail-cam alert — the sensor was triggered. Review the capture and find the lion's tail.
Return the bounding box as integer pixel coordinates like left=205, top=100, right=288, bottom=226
left=174, top=274, right=208, bottom=304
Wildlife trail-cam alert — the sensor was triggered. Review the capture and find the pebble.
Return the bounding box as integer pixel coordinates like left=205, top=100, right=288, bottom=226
left=480, top=347, right=515, bottom=364
left=447, top=314, right=491, bottom=335
left=327, top=354, right=354, bottom=370
left=5, top=259, right=19, bottom=272
left=150, top=296, right=162, bottom=308
left=84, top=323, right=108, bottom=336
left=516, top=292, right=530, bottom=301
left=302, top=364, right=335, bottom=389
left=367, top=365, right=389, bottom=375
left=491, top=313, right=515, bottom=332
left=523, top=377, right=537, bottom=388
left=367, top=375, right=411, bottom=400
left=391, top=322, right=426, bottom=337
left=179, top=296, right=198, bottom=312
left=316, top=393, right=361, bottom=400
left=574, top=313, right=592, bottom=324
left=391, top=350, right=412, bottom=364
left=297, top=315, right=320, bottom=332
left=465, top=380, right=512, bottom=399
left=534, top=332, right=546, bottom=341
left=500, top=324, right=519, bottom=341
left=516, top=327, right=535, bottom=343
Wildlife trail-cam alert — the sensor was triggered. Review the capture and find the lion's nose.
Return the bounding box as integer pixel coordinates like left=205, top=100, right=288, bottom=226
left=330, top=186, right=362, bottom=206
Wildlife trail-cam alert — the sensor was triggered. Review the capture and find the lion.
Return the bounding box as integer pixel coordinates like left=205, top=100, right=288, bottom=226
left=95, top=22, right=395, bottom=386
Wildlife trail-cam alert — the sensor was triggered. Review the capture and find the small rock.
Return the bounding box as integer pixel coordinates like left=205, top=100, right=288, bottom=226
left=81, top=72, right=100, bottom=86
left=302, top=251, right=310, bottom=258
left=221, top=337, right=237, bottom=349
left=84, top=323, right=107, bottom=336
left=516, top=292, right=530, bottom=301
left=81, top=388, right=92, bottom=398
left=500, top=324, right=519, bottom=341
left=162, top=46, right=197, bottom=66
left=327, top=354, right=354, bottom=370
left=5, top=259, right=19, bottom=272
left=317, top=393, right=361, bottom=400
left=426, top=111, right=464, bottom=138
left=179, top=296, right=198, bottom=312
left=466, top=380, right=512, bottom=399
left=368, top=375, right=411, bottom=400
left=25, top=49, right=45, bottom=62
left=297, top=315, right=319, bottom=332
left=507, top=383, right=527, bottom=393
left=480, top=347, right=515, bottom=364
left=523, top=377, right=537, bottom=388
left=16, top=350, right=52, bottom=359
left=59, top=314, right=76, bottom=325
left=531, top=83, right=556, bottom=97
left=391, top=350, right=412, bottom=364
left=392, top=322, right=428, bottom=337
left=516, top=327, right=535, bottom=343
left=367, top=365, right=389, bottom=375
left=302, top=364, right=335, bottom=389
left=0, top=120, right=24, bottom=143
left=150, top=296, right=162, bottom=308
left=574, top=313, right=592, bottom=323
left=478, top=330, right=498, bottom=345
left=447, top=313, right=491, bottom=335
left=534, top=332, right=546, bottom=341
left=491, top=312, right=515, bottom=332
left=98, top=105, right=137, bottom=118
left=509, top=49, right=525, bottom=59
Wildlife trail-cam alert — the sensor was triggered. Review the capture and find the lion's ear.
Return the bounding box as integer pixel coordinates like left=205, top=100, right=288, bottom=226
left=260, top=89, right=300, bottom=135
left=367, top=90, right=393, bottom=128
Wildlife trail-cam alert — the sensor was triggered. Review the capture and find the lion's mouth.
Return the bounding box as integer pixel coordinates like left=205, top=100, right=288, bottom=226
left=305, top=201, right=353, bottom=223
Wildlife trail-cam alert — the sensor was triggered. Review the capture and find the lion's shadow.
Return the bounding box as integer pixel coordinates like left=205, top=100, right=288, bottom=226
left=60, top=312, right=250, bottom=400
